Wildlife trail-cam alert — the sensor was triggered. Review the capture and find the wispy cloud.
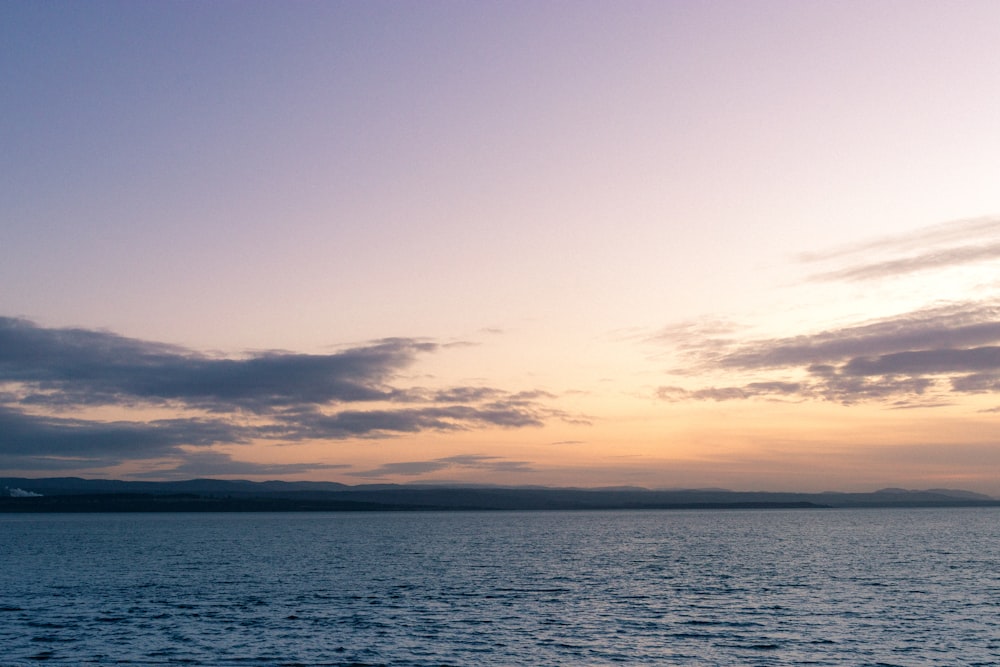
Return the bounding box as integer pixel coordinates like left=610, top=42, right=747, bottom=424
left=803, top=216, right=1000, bottom=282
left=0, top=318, right=565, bottom=474
left=348, top=454, right=535, bottom=479
left=132, top=451, right=352, bottom=480
left=811, top=242, right=1000, bottom=282
left=657, top=382, right=803, bottom=402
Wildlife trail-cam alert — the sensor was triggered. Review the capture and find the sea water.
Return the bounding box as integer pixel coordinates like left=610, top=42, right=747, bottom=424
left=1, top=507, right=998, bottom=666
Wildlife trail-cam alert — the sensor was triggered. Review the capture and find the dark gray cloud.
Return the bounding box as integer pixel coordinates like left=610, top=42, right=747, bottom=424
left=843, top=347, right=1000, bottom=377
left=0, top=317, right=430, bottom=410
left=657, top=301, right=1000, bottom=406
left=348, top=454, right=535, bottom=479
left=0, top=453, right=120, bottom=471
left=0, top=318, right=564, bottom=474
left=808, top=371, right=935, bottom=404
left=0, top=406, right=243, bottom=458
left=270, top=402, right=548, bottom=441
left=409, top=387, right=504, bottom=403
left=951, top=373, right=1000, bottom=393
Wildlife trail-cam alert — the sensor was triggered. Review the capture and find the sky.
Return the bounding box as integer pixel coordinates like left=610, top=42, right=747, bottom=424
left=3, top=1, right=1000, bottom=494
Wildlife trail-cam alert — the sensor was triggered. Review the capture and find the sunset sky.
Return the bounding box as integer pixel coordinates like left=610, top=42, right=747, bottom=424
left=4, top=1, right=1000, bottom=494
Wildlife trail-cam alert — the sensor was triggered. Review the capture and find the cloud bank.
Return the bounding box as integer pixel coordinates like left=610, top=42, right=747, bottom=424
left=657, top=216, right=1000, bottom=407
left=659, top=302, right=1000, bottom=406
left=0, top=318, right=561, bottom=473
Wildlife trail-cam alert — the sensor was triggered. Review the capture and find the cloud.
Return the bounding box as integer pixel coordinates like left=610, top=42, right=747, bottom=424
left=712, top=303, right=1000, bottom=371
left=270, top=402, right=549, bottom=441
left=349, top=460, right=450, bottom=477
left=652, top=216, right=1000, bottom=408
left=802, top=216, right=1000, bottom=282
left=0, top=406, right=243, bottom=459
left=800, top=216, right=1000, bottom=261
left=0, top=318, right=566, bottom=474
left=0, top=453, right=120, bottom=471
left=951, top=373, right=1000, bottom=393
left=348, top=454, right=535, bottom=479
left=810, top=242, right=1000, bottom=282
left=0, top=317, right=431, bottom=411
left=437, top=454, right=534, bottom=472
left=657, top=301, right=1000, bottom=406
left=843, top=347, right=1000, bottom=377
left=657, top=382, right=802, bottom=402
left=131, top=451, right=352, bottom=479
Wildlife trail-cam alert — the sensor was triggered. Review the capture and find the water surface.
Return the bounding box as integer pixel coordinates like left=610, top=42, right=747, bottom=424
left=2, top=508, right=998, bottom=665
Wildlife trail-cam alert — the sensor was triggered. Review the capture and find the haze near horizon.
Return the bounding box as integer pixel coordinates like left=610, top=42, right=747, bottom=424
left=3, top=1, right=1000, bottom=494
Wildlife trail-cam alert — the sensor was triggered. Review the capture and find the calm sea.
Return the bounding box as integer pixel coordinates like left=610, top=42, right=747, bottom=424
left=1, top=508, right=998, bottom=666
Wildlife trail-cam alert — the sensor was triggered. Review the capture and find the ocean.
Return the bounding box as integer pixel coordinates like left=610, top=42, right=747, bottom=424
left=1, top=507, right=998, bottom=665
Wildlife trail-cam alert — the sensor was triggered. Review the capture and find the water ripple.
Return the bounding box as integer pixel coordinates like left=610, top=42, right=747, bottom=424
left=1, top=508, right=999, bottom=665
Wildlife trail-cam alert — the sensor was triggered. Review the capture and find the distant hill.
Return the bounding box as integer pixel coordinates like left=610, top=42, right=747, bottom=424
left=2, top=477, right=997, bottom=512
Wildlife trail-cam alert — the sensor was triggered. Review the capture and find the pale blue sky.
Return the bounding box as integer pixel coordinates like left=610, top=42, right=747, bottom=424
left=3, top=1, right=1000, bottom=491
